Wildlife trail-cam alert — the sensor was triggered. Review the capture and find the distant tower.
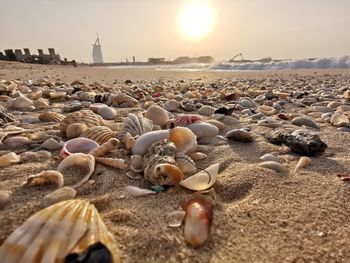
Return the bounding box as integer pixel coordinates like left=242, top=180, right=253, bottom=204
left=92, top=34, right=103, bottom=64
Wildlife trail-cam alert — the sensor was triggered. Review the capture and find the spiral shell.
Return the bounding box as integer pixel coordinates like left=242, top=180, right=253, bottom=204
left=81, top=126, right=117, bottom=145
left=60, top=110, right=103, bottom=135
left=198, top=105, right=216, bottom=117
left=117, top=113, right=153, bottom=141
left=0, top=199, right=120, bottom=263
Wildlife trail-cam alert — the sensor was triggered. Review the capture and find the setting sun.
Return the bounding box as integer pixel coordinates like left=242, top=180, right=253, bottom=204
left=177, top=0, right=217, bottom=41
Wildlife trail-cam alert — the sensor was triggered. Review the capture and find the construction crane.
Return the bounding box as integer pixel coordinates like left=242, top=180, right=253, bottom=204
left=229, top=53, right=244, bottom=62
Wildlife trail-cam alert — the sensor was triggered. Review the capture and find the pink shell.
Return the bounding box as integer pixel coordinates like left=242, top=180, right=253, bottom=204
left=60, top=138, right=99, bottom=158
left=174, top=115, right=202, bottom=127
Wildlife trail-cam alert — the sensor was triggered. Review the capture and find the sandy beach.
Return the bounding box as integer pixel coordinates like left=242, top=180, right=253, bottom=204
left=0, top=61, right=350, bottom=263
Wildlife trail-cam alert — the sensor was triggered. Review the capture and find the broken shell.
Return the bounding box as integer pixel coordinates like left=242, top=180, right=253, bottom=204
left=187, top=122, right=219, bottom=139
left=163, top=100, right=180, bottom=112
left=291, top=117, right=319, bottom=129
left=40, top=138, right=62, bottom=150
left=38, top=111, right=65, bottom=122
left=180, top=163, right=220, bottom=191
left=130, top=155, right=143, bottom=172
left=153, top=163, right=184, bottom=184
left=60, top=110, right=103, bottom=135
left=183, top=198, right=213, bottom=247
left=90, top=138, right=119, bottom=157
left=169, top=126, right=197, bottom=154
left=60, top=137, right=99, bottom=158
left=132, top=130, right=170, bottom=156
left=330, top=113, right=349, bottom=127
left=204, top=119, right=226, bottom=131
left=95, top=157, right=128, bottom=170
left=145, top=105, right=169, bottom=126
left=123, top=185, right=155, bottom=197
left=81, top=126, right=116, bottom=145
left=175, top=153, right=197, bottom=175
left=0, top=190, right=11, bottom=209
left=117, top=113, right=153, bottom=141
left=66, top=123, right=88, bottom=139
left=57, top=153, right=95, bottom=188
left=0, top=152, right=20, bottom=167
left=166, top=210, right=186, bottom=227
left=225, top=129, right=254, bottom=142
left=0, top=199, right=120, bottom=262
left=259, top=161, right=288, bottom=173
left=198, top=105, right=216, bottom=116
left=41, top=187, right=77, bottom=207
left=23, top=170, right=64, bottom=188
left=294, top=156, right=312, bottom=174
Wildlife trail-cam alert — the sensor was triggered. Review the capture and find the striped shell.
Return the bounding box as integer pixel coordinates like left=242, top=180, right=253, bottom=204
left=60, top=110, right=103, bottom=135
left=198, top=105, right=216, bottom=117
left=0, top=199, right=120, bottom=263
left=81, top=126, right=117, bottom=145
left=38, top=112, right=65, bottom=123
left=117, top=113, right=153, bottom=141
left=204, top=119, right=226, bottom=131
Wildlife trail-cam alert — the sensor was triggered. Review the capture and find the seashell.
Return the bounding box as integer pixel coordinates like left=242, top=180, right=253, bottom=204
left=22, top=170, right=64, bottom=188
left=117, top=113, right=153, bottom=141
left=66, top=123, right=88, bottom=139
left=171, top=114, right=202, bottom=127
left=182, top=197, right=213, bottom=247
left=0, top=105, right=15, bottom=125
left=0, top=152, right=20, bottom=167
left=0, top=199, right=120, bottom=262
left=180, top=162, right=220, bottom=191
left=38, top=111, right=65, bottom=122
left=41, top=187, right=77, bottom=207
left=327, top=101, right=342, bottom=109
left=49, top=91, right=66, bottom=100
left=180, top=100, right=196, bottom=112
left=0, top=190, right=11, bottom=209
left=309, top=105, right=333, bottom=113
left=57, top=153, right=95, bottom=188
left=198, top=105, right=216, bottom=116
left=60, top=137, right=99, bottom=158
left=204, top=119, right=226, bottom=131
left=60, top=110, right=103, bottom=135
left=130, top=155, right=143, bottom=172
left=27, top=90, right=42, bottom=100
left=225, top=128, right=254, bottom=142
left=330, top=113, right=349, bottom=127
left=294, top=156, right=312, bottom=174
left=95, top=157, right=128, bottom=170
left=40, top=138, right=62, bottom=150
left=187, top=122, right=219, bottom=139
left=260, top=153, right=279, bottom=162
left=123, top=185, right=155, bottom=196
left=176, top=153, right=197, bottom=175
left=132, top=130, right=170, bottom=156
left=163, top=100, right=179, bottom=112
left=3, top=136, right=30, bottom=148
left=169, top=126, right=197, bottom=154
left=344, top=90, right=350, bottom=99
left=259, top=161, right=288, bottom=173
left=90, top=138, right=119, bottom=157
left=8, top=96, right=33, bottom=109
left=188, top=152, right=207, bottom=161
left=109, top=93, right=138, bottom=107
left=151, top=163, right=184, bottom=185
left=258, top=105, right=277, bottom=116
left=291, top=117, right=319, bottom=129
left=257, top=118, right=282, bottom=128
left=97, top=106, right=117, bottom=120
left=20, top=150, right=51, bottom=163
left=145, top=105, right=169, bottom=126
left=81, top=126, right=116, bottom=145
left=123, top=132, right=136, bottom=150
left=167, top=210, right=186, bottom=227
left=240, top=99, right=256, bottom=108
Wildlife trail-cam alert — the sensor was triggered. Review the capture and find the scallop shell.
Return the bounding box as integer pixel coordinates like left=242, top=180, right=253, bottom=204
left=23, top=170, right=64, bottom=188
left=38, top=111, right=65, bottom=122
left=204, top=119, right=226, bottom=131
left=198, top=105, right=216, bottom=117
left=180, top=162, right=220, bottom=191
left=187, top=122, right=219, bottom=138
left=145, top=105, right=169, bottom=126
left=60, top=110, right=103, bottom=135
left=117, top=113, right=153, bottom=141
left=175, top=153, right=197, bottom=175
left=57, top=153, right=95, bottom=188
left=81, top=126, right=116, bottom=145
left=0, top=199, right=120, bottom=262
left=171, top=114, right=202, bottom=127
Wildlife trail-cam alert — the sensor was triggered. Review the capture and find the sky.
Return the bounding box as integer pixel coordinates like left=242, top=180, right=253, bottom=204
left=1, top=0, right=349, bottom=63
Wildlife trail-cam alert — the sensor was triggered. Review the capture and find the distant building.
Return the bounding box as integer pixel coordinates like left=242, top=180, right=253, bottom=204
left=148, top=57, right=165, bottom=64
left=92, top=35, right=103, bottom=64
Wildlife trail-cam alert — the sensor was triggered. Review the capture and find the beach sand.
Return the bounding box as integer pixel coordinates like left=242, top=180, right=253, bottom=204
left=0, top=61, right=350, bottom=262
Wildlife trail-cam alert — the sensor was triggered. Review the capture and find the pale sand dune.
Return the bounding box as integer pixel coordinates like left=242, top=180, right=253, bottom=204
left=0, top=61, right=350, bottom=262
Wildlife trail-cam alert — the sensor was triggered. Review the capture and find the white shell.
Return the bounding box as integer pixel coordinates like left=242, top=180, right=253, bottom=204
left=123, top=185, right=155, bottom=196
left=260, top=153, right=279, bottom=162
left=180, top=162, right=220, bottom=191
left=187, top=122, right=219, bottom=138
left=166, top=210, right=186, bottom=227
left=117, top=113, right=153, bottom=141
left=132, top=130, right=170, bottom=156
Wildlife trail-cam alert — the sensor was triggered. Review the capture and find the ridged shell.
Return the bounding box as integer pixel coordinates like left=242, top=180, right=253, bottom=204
left=175, top=153, right=197, bottom=175
left=0, top=199, right=120, bottom=263
left=117, top=113, right=153, bottom=141
left=60, top=110, right=103, bottom=135
left=198, top=105, right=216, bottom=117
left=204, top=119, right=226, bottom=131
left=38, top=112, right=65, bottom=122
left=81, top=126, right=116, bottom=145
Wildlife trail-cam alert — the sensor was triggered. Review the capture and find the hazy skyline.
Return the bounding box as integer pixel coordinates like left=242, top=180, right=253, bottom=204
left=1, top=0, right=349, bottom=63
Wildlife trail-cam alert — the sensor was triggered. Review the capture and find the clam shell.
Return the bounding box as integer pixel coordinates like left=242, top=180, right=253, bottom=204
left=38, top=111, right=65, bottom=122
left=60, top=137, right=99, bottom=158
left=0, top=152, right=20, bottom=167
left=180, top=162, right=220, bottom=191
left=97, top=106, right=117, bottom=120
left=81, top=126, right=116, bottom=145
left=117, top=113, right=153, bottom=141
left=145, top=105, right=169, bottom=126
left=187, top=122, right=219, bottom=138
left=0, top=199, right=119, bottom=262
left=198, top=105, right=216, bottom=116
left=40, top=138, right=62, bottom=150
left=260, top=153, right=279, bottom=162
left=60, top=110, right=103, bottom=135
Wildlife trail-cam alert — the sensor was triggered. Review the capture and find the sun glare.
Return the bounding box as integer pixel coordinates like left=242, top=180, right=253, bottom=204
left=177, top=0, right=217, bottom=41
